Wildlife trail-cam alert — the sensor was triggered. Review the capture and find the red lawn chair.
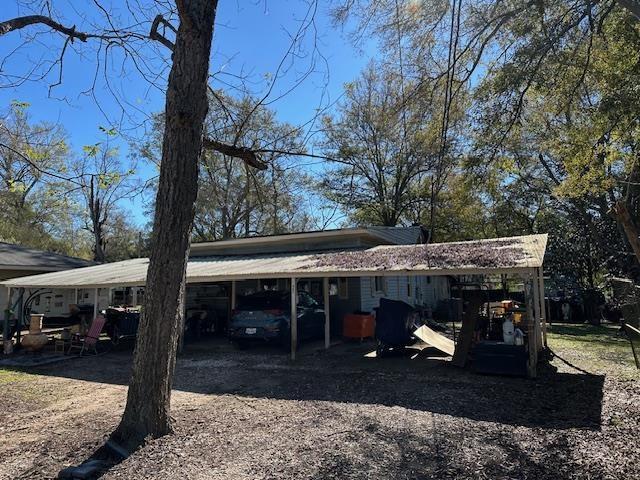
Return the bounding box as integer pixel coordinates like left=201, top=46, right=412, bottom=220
left=68, top=314, right=106, bottom=355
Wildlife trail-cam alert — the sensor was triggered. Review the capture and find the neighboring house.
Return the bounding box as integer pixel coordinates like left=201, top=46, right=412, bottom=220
left=0, top=242, right=92, bottom=315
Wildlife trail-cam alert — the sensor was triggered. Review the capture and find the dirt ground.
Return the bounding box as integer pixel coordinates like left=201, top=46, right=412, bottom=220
left=1, top=324, right=639, bottom=480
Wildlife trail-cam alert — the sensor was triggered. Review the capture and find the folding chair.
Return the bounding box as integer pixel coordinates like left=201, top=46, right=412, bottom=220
left=67, top=314, right=106, bottom=355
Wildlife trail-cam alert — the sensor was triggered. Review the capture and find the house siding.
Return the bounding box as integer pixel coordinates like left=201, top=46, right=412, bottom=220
left=359, top=275, right=450, bottom=313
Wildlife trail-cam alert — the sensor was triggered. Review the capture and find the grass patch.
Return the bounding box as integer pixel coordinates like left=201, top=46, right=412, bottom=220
left=0, top=367, right=36, bottom=385
left=548, top=323, right=638, bottom=378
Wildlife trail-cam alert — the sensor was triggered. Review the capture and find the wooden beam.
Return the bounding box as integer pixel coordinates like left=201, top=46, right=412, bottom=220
left=323, top=277, right=330, bottom=349
left=291, top=277, right=297, bottom=360
left=451, top=290, right=484, bottom=367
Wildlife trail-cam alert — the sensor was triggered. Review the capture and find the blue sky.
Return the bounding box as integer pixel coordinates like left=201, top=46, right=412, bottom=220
left=0, top=1, right=373, bottom=227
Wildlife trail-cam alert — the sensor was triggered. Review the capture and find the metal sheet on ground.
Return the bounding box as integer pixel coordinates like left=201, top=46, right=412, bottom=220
left=413, top=325, right=455, bottom=356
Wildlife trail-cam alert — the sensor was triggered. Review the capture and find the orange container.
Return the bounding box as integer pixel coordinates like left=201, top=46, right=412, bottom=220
left=343, top=313, right=375, bottom=340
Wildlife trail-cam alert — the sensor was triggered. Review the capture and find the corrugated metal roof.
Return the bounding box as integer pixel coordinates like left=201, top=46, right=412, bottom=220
left=0, top=242, right=93, bottom=271
left=2, top=234, right=547, bottom=289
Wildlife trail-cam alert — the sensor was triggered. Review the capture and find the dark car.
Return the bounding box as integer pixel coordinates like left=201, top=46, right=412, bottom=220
left=228, top=290, right=325, bottom=350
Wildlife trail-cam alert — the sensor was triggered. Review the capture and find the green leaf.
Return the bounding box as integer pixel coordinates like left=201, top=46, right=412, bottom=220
left=82, top=144, right=101, bottom=157
left=98, top=126, right=118, bottom=137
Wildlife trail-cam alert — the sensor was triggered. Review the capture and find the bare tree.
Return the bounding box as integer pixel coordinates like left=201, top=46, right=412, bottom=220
left=73, top=134, right=140, bottom=262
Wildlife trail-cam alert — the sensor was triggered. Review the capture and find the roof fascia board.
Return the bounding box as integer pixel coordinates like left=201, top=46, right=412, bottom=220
left=0, top=265, right=70, bottom=272
left=3, top=267, right=535, bottom=289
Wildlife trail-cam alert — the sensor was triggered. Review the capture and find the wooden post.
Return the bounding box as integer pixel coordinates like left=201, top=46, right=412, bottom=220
left=3, top=287, right=12, bottom=353
left=74, top=288, right=79, bottom=305
left=525, top=278, right=538, bottom=378
left=291, top=277, right=297, bottom=360
left=231, top=280, right=236, bottom=310
left=531, top=270, right=542, bottom=352
left=132, top=287, right=138, bottom=307
left=93, top=288, right=99, bottom=321
left=323, top=277, right=330, bottom=349
left=537, top=267, right=547, bottom=348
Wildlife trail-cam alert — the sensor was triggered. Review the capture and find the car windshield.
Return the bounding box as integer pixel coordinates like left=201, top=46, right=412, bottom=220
left=236, top=291, right=287, bottom=310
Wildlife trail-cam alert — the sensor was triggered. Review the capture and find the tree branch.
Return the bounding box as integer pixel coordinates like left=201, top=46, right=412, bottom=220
left=0, top=15, right=89, bottom=40
left=150, top=15, right=176, bottom=51
left=202, top=138, right=268, bottom=170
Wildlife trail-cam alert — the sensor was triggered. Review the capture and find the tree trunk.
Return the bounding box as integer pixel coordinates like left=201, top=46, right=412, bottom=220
left=89, top=177, right=106, bottom=263
left=612, top=200, right=640, bottom=266
left=113, top=0, right=218, bottom=448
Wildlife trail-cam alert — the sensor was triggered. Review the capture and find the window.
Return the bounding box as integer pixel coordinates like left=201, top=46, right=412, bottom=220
left=372, top=276, right=386, bottom=296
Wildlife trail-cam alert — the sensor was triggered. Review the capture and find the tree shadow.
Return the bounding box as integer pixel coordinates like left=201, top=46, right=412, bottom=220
left=18, top=341, right=604, bottom=433
left=57, top=442, right=127, bottom=479
left=5, top=340, right=602, bottom=478
left=308, top=414, right=610, bottom=480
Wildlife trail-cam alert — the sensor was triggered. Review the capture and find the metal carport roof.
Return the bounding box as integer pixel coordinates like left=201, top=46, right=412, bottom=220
left=1, top=234, right=547, bottom=289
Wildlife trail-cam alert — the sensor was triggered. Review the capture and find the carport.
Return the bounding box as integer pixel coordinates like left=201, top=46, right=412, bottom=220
left=3, top=234, right=548, bottom=375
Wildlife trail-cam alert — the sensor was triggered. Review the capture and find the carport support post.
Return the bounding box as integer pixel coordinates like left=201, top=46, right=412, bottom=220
left=3, top=287, right=11, bottom=351
left=231, top=281, right=236, bottom=310
left=531, top=271, right=542, bottom=352
left=525, top=278, right=538, bottom=378
left=93, top=288, right=99, bottom=321
left=290, top=277, right=297, bottom=360
left=323, top=277, right=330, bottom=349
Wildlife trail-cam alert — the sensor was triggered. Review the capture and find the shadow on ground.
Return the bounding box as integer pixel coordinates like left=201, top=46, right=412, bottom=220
left=11, top=337, right=604, bottom=433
